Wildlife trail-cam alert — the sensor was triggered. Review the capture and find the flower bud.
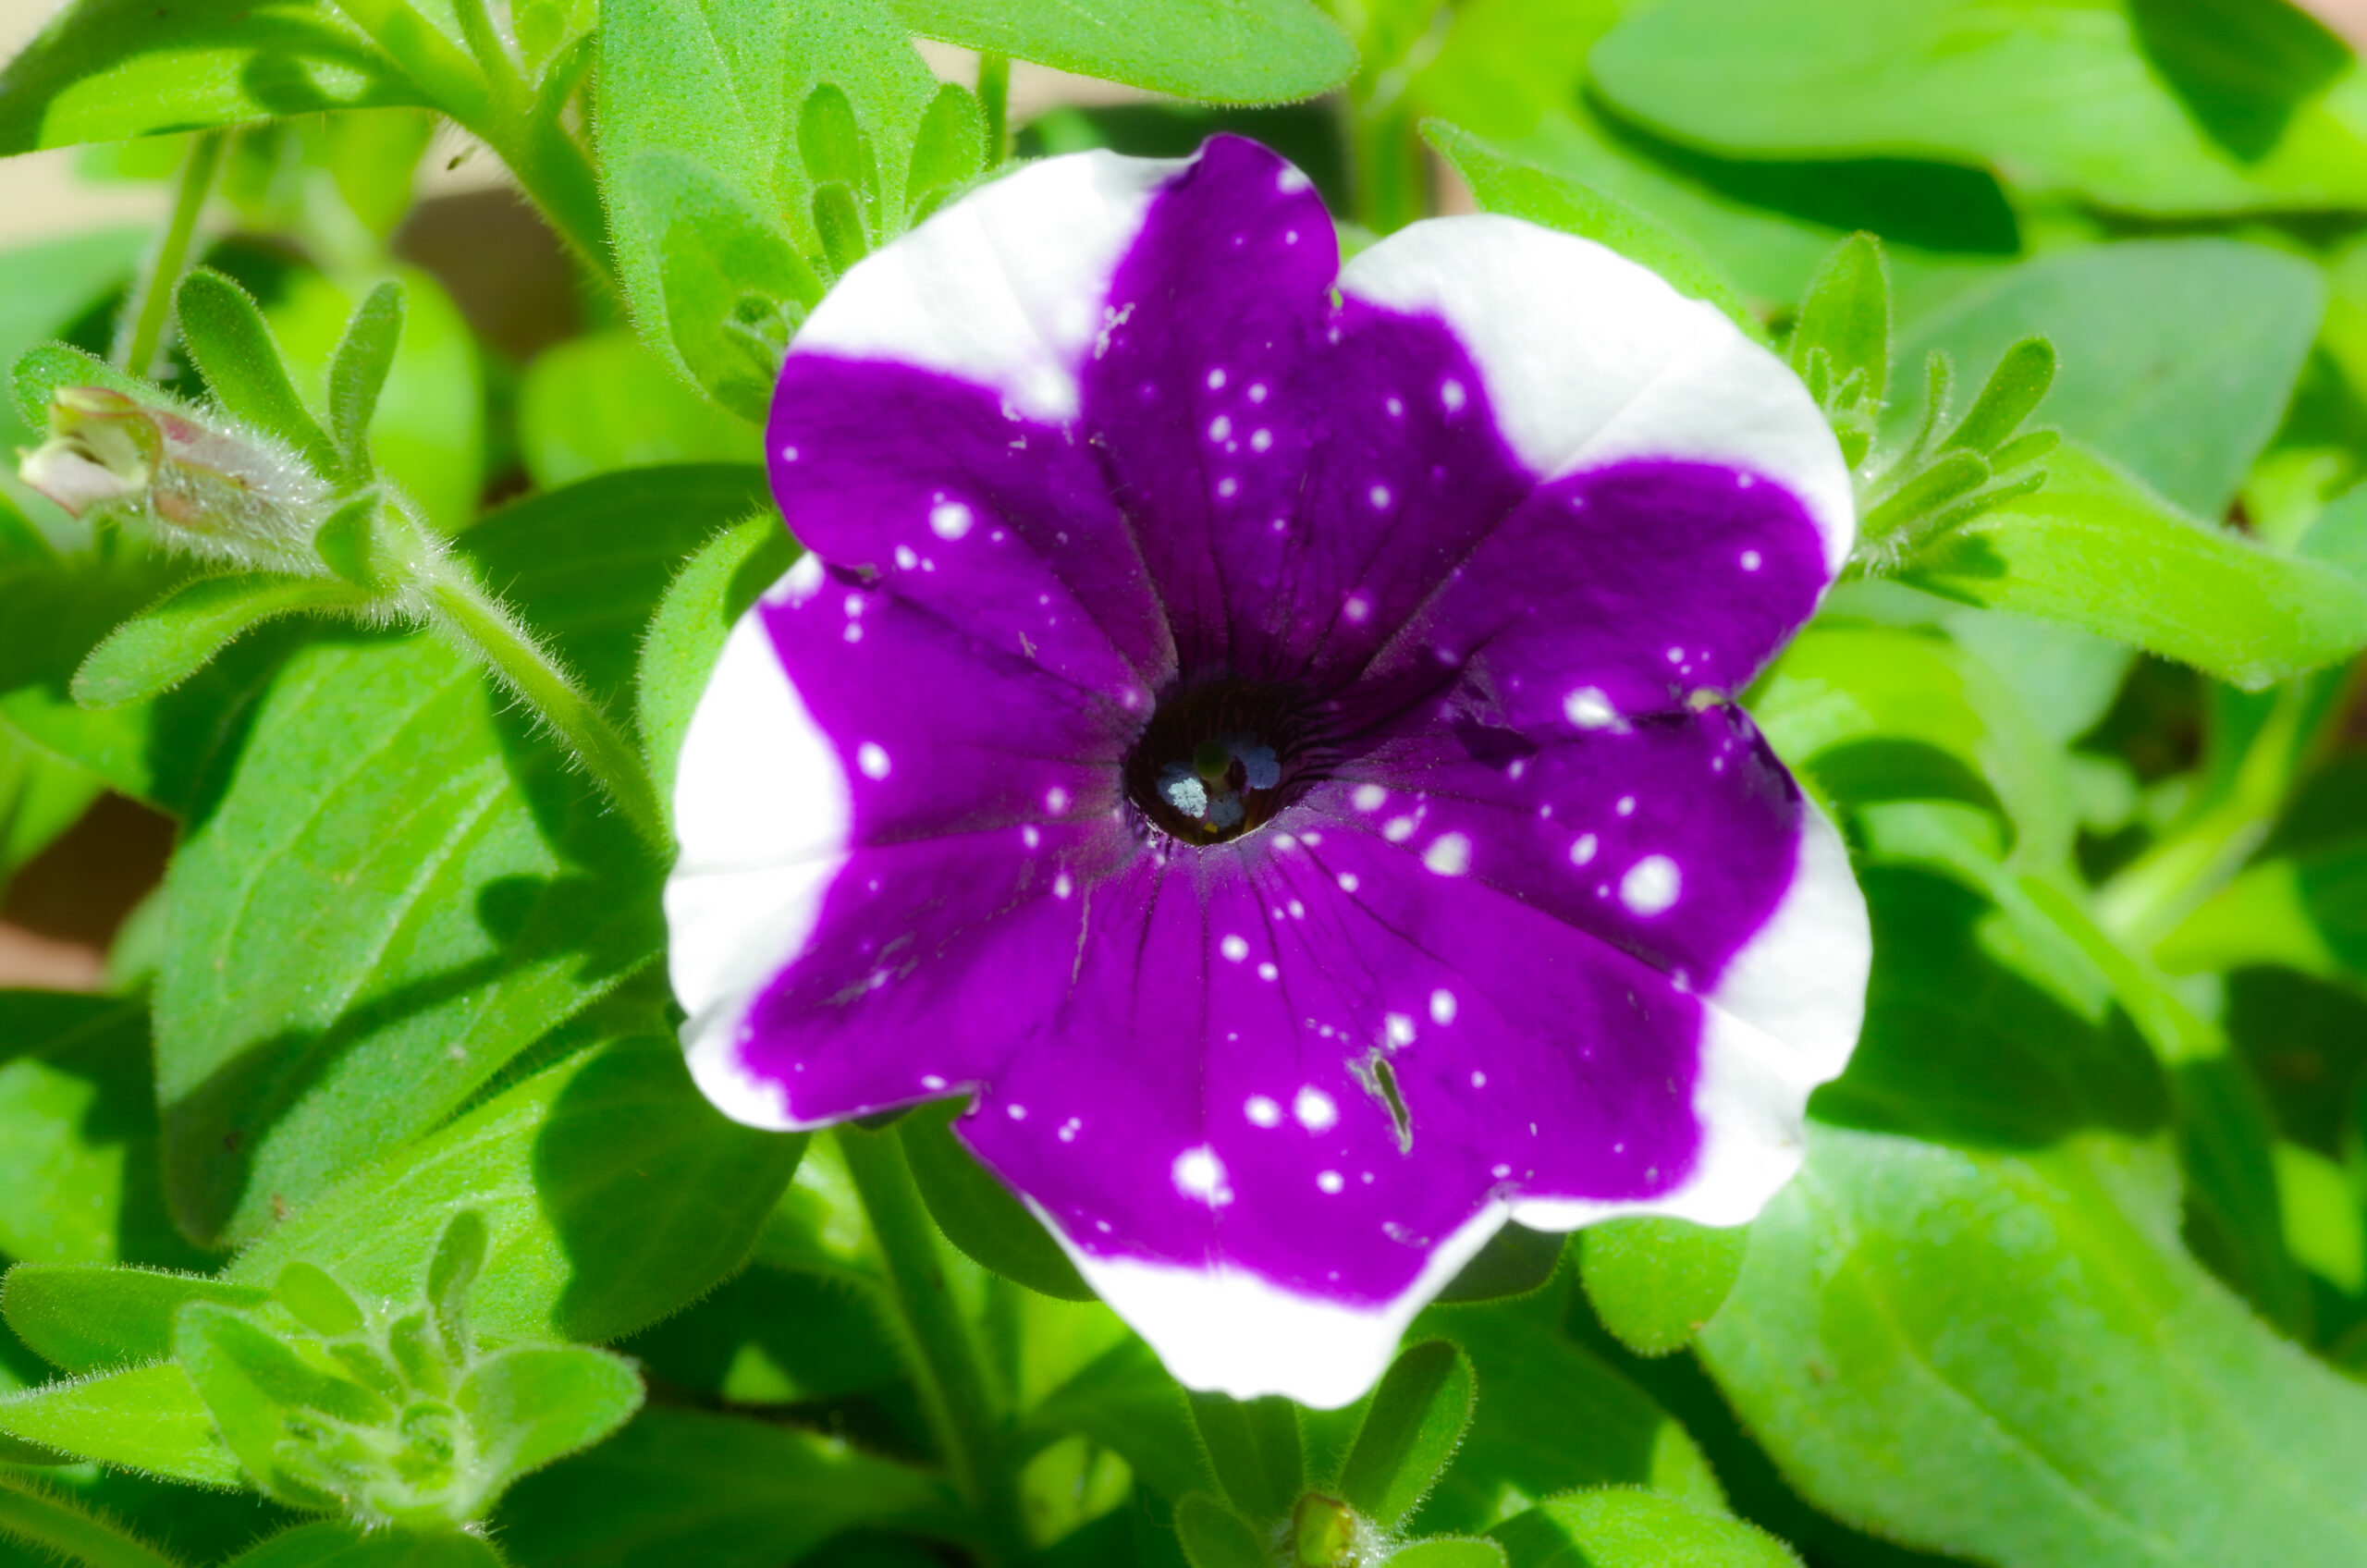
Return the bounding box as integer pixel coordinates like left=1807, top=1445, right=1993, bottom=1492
left=18, top=386, right=333, bottom=570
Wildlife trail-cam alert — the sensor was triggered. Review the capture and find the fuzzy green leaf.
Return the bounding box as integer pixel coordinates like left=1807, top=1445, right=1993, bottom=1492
left=1491, top=1488, right=1796, bottom=1568
left=0, top=0, right=423, bottom=154
left=1190, top=1391, right=1303, bottom=1525
left=3, top=1263, right=268, bottom=1374
left=901, top=1101, right=1092, bottom=1302
left=174, top=269, right=340, bottom=479
left=1173, top=1492, right=1266, bottom=1568
left=905, top=83, right=987, bottom=218
left=1577, top=1219, right=1749, bottom=1358
left=1337, top=1340, right=1475, bottom=1527
left=1942, top=336, right=2054, bottom=457
left=1392, top=1541, right=1511, bottom=1568
left=456, top=1344, right=643, bottom=1500
left=1789, top=233, right=1890, bottom=408
left=0, top=1363, right=238, bottom=1486
left=325, top=281, right=405, bottom=484
left=1904, top=443, right=2367, bottom=689
left=515, top=332, right=759, bottom=492
left=71, top=572, right=373, bottom=708
left=222, top=1522, right=509, bottom=1568
left=885, top=0, right=1355, bottom=104
left=226, top=1037, right=804, bottom=1346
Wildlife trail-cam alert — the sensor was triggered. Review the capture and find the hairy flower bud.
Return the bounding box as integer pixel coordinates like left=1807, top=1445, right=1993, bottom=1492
left=18, top=386, right=334, bottom=570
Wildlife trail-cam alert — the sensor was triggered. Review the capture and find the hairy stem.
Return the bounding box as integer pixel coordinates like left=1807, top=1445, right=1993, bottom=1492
left=0, top=1474, right=181, bottom=1568
left=112, top=129, right=226, bottom=376
left=423, top=568, right=668, bottom=851
left=835, top=1124, right=1016, bottom=1560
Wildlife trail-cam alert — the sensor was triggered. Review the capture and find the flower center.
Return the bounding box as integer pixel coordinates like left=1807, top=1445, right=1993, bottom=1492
left=1125, top=680, right=1319, bottom=845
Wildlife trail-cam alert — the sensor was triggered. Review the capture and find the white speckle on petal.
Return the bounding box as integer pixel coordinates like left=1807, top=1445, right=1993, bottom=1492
left=1430, top=988, right=1457, bottom=1025
left=1369, top=484, right=1392, bottom=509
left=1492, top=1162, right=1512, bottom=1179
left=1343, top=592, right=1372, bottom=624
left=1208, top=415, right=1233, bottom=441
left=857, top=743, right=891, bottom=779
left=1245, top=1096, right=1282, bottom=1128
left=1441, top=379, right=1466, bottom=412
left=1621, top=854, right=1682, bottom=915
left=1737, top=472, right=1757, bottom=489
left=1221, top=934, right=1250, bottom=962
left=1008, top=1103, right=1027, bottom=1120
left=1249, top=383, right=1269, bottom=402
left=1385, top=396, right=1404, bottom=417
left=1059, top=1118, right=1080, bottom=1142
left=1424, top=833, right=1472, bottom=876
left=1383, top=816, right=1417, bottom=843
left=1741, top=549, right=1762, bottom=571
left=1208, top=368, right=1227, bottom=389
left=1217, top=477, right=1239, bottom=498
left=895, top=545, right=919, bottom=570
left=1046, top=787, right=1071, bottom=815
left=1616, top=795, right=1636, bottom=816
left=842, top=623, right=863, bottom=643
left=1318, top=1170, right=1344, bottom=1194
left=1257, top=962, right=1280, bottom=982
left=1571, top=833, right=1599, bottom=865
left=1386, top=1013, right=1416, bottom=1047
left=1021, top=826, right=1041, bottom=851
left=1564, top=687, right=1619, bottom=729
left=1339, top=872, right=1360, bottom=892
left=1251, top=428, right=1273, bottom=453
left=1173, top=1146, right=1231, bottom=1206
left=779, top=446, right=799, bottom=462
left=1053, top=871, right=1073, bottom=900
left=921, top=1074, right=948, bottom=1091
left=1666, top=646, right=1685, bottom=664
left=1279, top=166, right=1311, bottom=192
left=1471, top=1071, right=1488, bottom=1088
left=1352, top=784, right=1387, bottom=812
left=1294, top=1086, right=1339, bottom=1131
left=929, top=501, right=975, bottom=540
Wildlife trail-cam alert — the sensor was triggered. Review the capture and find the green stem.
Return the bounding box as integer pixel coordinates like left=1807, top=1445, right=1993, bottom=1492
left=835, top=1124, right=1015, bottom=1560
left=0, top=1474, right=181, bottom=1568
left=113, top=129, right=226, bottom=376
left=1345, top=100, right=1425, bottom=234
left=423, top=569, right=668, bottom=851
left=977, top=52, right=1010, bottom=165
left=330, top=0, right=613, bottom=280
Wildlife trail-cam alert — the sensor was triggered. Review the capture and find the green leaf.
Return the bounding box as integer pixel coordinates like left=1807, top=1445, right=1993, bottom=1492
left=1942, top=337, right=2054, bottom=459
left=634, top=508, right=797, bottom=806
left=493, top=1406, right=948, bottom=1568
left=1391, top=1541, right=1509, bottom=1568
left=267, top=266, right=484, bottom=533
left=905, top=83, right=987, bottom=220
left=1588, top=0, right=2367, bottom=216
left=1892, top=239, right=2323, bottom=520
left=274, top=1262, right=365, bottom=1339
left=1576, top=1219, right=1749, bottom=1359
left=223, top=1521, right=509, bottom=1568
left=616, top=1261, right=904, bottom=1404
left=153, top=466, right=761, bottom=1246
left=1699, top=1126, right=2367, bottom=1564
left=0, top=1363, right=238, bottom=1486
left=175, top=269, right=340, bottom=479
left=0, top=0, right=423, bottom=154
left=72, top=571, right=373, bottom=707
left=884, top=0, right=1354, bottom=104
left=1753, top=621, right=2077, bottom=869
left=1172, top=1492, right=1265, bottom=1568
left=457, top=1344, right=642, bottom=1499
left=227, top=1037, right=805, bottom=1346
left=3, top=1263, right=269, bottom=1373
left=1491, top=1488, right=1797, bottom=1568
left=0, top=727, right=101, bottom=883
left=0, top=1471, right=184, bottom=1568
left=325, top=281, right=405, bottom=485
left=1426, top=121, right=1761, bottom=343
left=0, top=991, right=203, bottom=1269
left=174, top=1302, right=383, bottom=1509
left=1789, top=233, right=1889, bottom=408
left=1410, top=1280, right=1725, bottom=1536
left=1336, top=1341, right=1474, bottom=1528
left=1431, top=1222, right=1564, bottom=1305
left=901, top=1101, right=1092, bottom=1302
left=1902, top=443, right=2367, bottom=690
left=595, top=0, right=935, bottom=405
left=1189, top=1391, right=1303, bottom=1526
left=515, top=332, right=760, bottom=491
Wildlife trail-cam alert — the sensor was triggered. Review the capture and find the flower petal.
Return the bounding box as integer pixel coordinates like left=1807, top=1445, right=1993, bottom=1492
left=668, top=555, right=1142, bottom=1126
left=1340, top=214, right=1853, bottom=575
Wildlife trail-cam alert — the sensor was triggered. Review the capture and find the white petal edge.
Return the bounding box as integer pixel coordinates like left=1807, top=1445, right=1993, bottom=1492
left=667, top=557, right=852, bottom=1132
left=1514, top=802, right=1870, bottom=1231
left=1029, top=1194, right=1511, bottom=1410
left=791, top=150, right=1188, bottom=424
left=1339, top=214, right=1856, bottom=577
left=1020, top=807, right=1867, bottom=1407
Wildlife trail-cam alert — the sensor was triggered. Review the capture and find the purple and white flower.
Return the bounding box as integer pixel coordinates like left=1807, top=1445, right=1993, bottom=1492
left=665, top=136, right=1872, bottom=1407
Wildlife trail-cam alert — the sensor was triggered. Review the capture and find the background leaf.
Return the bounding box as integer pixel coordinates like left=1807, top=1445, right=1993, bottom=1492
left=885, top=0, right=1355, bottom=104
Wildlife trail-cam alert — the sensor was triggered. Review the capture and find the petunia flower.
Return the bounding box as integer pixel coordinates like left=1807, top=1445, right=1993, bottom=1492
left=666, top=136, right=1872, bottom=1408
